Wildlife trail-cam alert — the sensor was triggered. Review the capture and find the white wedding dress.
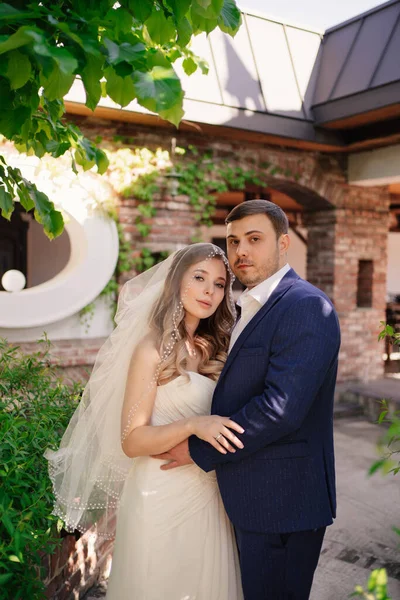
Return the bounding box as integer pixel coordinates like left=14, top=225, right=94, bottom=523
left=106, top=371, right=243, bottom=600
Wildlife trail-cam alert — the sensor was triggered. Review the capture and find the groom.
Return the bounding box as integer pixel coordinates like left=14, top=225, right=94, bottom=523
left=157, top=200, right=340, bottom=600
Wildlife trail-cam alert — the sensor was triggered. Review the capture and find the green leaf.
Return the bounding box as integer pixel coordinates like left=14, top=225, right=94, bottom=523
left=0, top=4, right=24, bottom=19
left=197, top=57, right=209, bottom=74
left=30, top=187, right=64, bottom=239
left=17, top=184, right=34, bottom=212
left=127, top=0, right=153, bottom=23
left=176, top=17, right=193, bottom=47
left=378, top=410, right=388, bottom=424
left=0, top=77, right=11, bottom=110
left=218, top=0, right=242, bottom=35
left=118, top=42, right=147, bottom=65
left=145, top=10, right=177, bottom=45
left=48, top=47, right=78, bottom=76
left=166, top=0, right=192, bottom=21
left=147, top=49, right=172, bottom=69
left=39, top=208, right=64, bottom=240
left=95, top=149, right=109, bottom=175
left=133, top=66, right=182, bottom=112
left=105, top=7, right=134, bottom=35
left=0, top=26, right=39, bottom=55
left=103, top=38, right=121, bottom=63
left=0, top=106, right=31, bottom=138
left=190, top=12, right=218, bottom=35
left=81, top=54, right=103, bottom=111
left=42, top=63, right=75, bottom=101
left=368, top=459, right=386, bottom=476
left=0, top=186, right=14, bottom=220
left=6, top=49, right=31, bottom=90
left=113, top=61, right=133, bottom=77
left=182, top=56, right=197, bottom=75
left=104, top=38, right=146, bottom=67
left=159, top=102, right=184, bottom=127
left=0, top=573, right=13, bottom=585
left=192, top=0, right=224, bottom=19
left=46, top=15, right=85, bottom=47
left=105, top=67, right=136, bottom=107
left=8, top=555, right=20, bottom=563
left=1, top=512, right=15, bottom=536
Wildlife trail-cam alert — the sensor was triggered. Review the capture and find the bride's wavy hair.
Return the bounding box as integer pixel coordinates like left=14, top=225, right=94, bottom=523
left=149, top=243, right=235, bottom=384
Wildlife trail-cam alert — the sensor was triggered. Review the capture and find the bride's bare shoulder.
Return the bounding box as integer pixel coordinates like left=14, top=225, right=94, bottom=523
left=130, top=333, right=160, bottom=367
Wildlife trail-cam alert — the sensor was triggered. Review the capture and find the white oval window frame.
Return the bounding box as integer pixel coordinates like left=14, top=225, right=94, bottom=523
left=0, top=209, right=119, bottom=329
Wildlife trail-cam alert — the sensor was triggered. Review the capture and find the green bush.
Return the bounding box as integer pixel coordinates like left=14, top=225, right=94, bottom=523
left=0, top=338, right=81, bottom=600
left=351, top=568, right=391, bottom=600
left=351, top=324, right=400, bottom=600
left=369, top=400, right=400, bottom=478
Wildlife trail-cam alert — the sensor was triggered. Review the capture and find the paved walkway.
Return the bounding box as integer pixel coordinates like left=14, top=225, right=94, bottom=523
left=311, top=418, right=400, bottom=599
left=84, top=418, right=400, bottom=600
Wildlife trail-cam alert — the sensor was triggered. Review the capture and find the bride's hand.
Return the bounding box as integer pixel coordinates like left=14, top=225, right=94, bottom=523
left=189, top=416, right=245, bottom=454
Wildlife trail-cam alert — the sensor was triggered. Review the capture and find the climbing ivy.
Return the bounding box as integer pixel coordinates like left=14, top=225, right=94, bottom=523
left=127, top=144, right=300, bottom=229
left=177, top=146, right=300, bottom=227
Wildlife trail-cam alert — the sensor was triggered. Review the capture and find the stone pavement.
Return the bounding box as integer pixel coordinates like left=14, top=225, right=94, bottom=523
left=311, top=418, right=400, bottom=600
left=84, top=417, right=400, bottom=600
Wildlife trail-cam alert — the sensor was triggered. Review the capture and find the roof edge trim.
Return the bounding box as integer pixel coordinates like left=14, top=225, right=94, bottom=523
left=239, top=6, right=324, bottom=35
left=324, top=0, right=400, bottom=34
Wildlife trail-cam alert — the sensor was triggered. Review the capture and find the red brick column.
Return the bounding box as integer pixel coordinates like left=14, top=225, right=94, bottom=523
left=305, top=197, right=389, bottom=382
left=333, top=204, right=389, bottom=381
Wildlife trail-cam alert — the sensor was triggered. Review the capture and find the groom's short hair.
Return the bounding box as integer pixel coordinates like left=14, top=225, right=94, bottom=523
left=225, top=199, right=289, bottom=239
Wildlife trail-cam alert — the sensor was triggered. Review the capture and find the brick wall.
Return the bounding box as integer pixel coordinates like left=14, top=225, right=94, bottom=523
left=333, top=200, right=389, bottom=381
left=119, top=191, right=198, bottom=284
left=29, top=116, right=391, bottom=598
left=18, top=338, right=105, bottom=384
left=42, top=527, right=114, bottom=600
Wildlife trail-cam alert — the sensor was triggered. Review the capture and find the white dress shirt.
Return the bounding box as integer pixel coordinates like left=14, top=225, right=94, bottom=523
left=229, top=263, right=291, bottom=352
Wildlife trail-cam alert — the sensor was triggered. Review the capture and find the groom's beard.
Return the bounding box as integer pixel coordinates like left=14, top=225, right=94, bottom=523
left=233, top=251, right=280, bottom=288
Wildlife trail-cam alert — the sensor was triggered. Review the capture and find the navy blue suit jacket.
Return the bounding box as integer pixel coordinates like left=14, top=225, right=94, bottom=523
left=189, top=269, right=341, bottom=534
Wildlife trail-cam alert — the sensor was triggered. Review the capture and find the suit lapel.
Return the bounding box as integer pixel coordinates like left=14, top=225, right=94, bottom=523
left=219, top=268, right=300, bottom=382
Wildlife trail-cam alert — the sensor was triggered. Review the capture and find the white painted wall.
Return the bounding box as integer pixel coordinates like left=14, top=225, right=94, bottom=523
left=388, top=232, right=400, bottom=298
left=348, top=145, right=400, bottom=186
left=0, top=212, right=118, bottom=330
left=2, top=296, right=115, bottom=342
left=0, top=148, right=119, bottom=341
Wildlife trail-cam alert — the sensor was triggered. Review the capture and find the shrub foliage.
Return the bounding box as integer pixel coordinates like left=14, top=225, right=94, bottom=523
left=0, top=338, right=80, bottom=599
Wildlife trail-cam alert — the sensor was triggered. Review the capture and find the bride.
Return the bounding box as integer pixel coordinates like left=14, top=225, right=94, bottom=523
left=46, top=243, right=244, bottom=600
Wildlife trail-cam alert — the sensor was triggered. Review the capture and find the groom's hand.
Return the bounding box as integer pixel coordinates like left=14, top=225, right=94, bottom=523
left=151, top=439, right=193, bottom=470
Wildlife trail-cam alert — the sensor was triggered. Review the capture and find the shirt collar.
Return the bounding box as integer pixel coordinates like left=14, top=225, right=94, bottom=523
left=237, top=263, right=291, bottom=308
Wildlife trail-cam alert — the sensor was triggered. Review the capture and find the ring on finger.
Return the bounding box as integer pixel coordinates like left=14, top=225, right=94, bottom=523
left=215, top=433, right=223, bottom=441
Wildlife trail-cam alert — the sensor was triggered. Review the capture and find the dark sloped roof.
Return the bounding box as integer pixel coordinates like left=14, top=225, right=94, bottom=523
left=312, top=0, right=400, bottom=124
left=173, top=1, right=400, bottom=141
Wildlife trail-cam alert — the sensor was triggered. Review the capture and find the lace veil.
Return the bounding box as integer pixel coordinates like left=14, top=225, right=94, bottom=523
left=45, top=243, right=235, bottom=538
